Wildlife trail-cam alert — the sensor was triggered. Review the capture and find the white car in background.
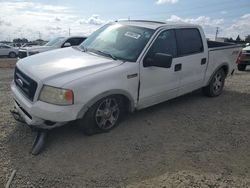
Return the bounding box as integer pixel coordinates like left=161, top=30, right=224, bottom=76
left=0, top=43, right=18, bottom=58
left=21, top=43, right=40, bottom=48
left=18, top=36, right=87, bottom=59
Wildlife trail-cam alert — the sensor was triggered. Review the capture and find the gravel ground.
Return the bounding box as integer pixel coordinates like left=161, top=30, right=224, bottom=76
left=0, top=58, right=17, bottom=68
left=0, top=64, right=249, bottom=187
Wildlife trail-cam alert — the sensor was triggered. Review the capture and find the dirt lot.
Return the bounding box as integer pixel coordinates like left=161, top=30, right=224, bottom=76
left=0, top=59, right=250, bottom=187
left=0, top=58, right=17, bottom=68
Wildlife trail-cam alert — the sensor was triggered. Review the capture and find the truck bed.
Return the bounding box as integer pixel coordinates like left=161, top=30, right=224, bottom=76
left=204, top=42, right=243, bottom=85
left=207, top=40, right=237, bottom=49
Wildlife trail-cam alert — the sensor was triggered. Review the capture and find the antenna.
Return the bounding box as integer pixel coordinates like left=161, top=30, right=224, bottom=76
left=38, top=31, right=41, bottom=39
left=215, top=27, right=219, bottom=40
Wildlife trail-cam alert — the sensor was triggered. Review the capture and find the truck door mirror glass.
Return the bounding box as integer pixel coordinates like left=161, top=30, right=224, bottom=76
left=144, top=53, right=172, bottom=68
left=63, top=42, right=71, bottom=48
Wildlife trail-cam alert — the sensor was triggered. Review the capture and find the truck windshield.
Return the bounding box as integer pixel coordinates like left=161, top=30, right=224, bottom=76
left=45, top=37, right=65, bottom=47
left=79, top=23, right=155, bottom=62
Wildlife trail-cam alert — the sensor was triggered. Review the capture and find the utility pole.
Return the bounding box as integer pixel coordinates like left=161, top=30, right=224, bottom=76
left=38, top=31, right=41, bottom=39
left=215, top=27, right=219, bottom=41
left=69, top=28, right=71, bottom=36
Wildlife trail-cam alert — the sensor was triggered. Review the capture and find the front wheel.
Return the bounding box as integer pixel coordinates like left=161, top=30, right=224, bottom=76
left=8, top=52, right=16, bottom=58
left=77, top=96, right=123, bottom=135
left=202, top=69, right=226, bottom=97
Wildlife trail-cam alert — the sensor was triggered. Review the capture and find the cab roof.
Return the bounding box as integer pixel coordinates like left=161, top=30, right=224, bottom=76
left=115, top=20, right=199, bottom=30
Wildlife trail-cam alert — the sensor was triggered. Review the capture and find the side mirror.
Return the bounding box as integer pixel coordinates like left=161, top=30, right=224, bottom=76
left=144, top=53, right=173, bottom=68
left=63, top=42, right=71, bottom=48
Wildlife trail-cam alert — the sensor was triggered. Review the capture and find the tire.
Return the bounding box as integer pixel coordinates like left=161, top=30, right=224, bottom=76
left=77, top=96, right=124, bottom=135
left=8, top=52, right=16, bottom=58
left=237, top=64, right=246, bottom=71
left=202, top=69, right=226, bottom=97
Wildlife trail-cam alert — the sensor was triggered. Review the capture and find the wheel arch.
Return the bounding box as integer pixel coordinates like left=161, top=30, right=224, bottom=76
left=76, top=90, right=135, bottom=119
left=206, top=62, right=229, bottom=85
left=8, top=51, right=17, bottom=56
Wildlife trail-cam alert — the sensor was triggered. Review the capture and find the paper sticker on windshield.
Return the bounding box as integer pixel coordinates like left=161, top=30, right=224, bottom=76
left=125, top=32, right=141, bottom=39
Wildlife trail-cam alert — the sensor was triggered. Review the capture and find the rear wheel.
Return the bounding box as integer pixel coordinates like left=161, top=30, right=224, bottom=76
left=77, top=96, right=124, bottom=135
left=237, top=64, right=246, bottom=71
left=8, top=52, right=16, bottom=58
left=202, top=69, right=226, bottom=97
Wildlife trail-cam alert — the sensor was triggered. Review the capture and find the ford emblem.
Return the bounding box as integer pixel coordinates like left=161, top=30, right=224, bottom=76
left=16, top=78, right=23, bottom=87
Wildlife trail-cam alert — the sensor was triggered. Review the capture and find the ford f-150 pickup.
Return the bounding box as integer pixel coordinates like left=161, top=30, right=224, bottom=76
left=11, top=20, right=242, bottom=135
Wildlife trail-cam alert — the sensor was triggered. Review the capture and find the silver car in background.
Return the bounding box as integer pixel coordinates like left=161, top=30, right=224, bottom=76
left=0, top=43, right=18, bottom=58
left=18, top=36, right=87, bottom=59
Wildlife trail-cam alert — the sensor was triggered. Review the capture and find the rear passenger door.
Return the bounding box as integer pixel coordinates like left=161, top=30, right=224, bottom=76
left=175, top=28, right=207, bottom=95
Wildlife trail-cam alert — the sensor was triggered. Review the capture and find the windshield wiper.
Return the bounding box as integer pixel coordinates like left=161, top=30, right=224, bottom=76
left=87, top=48, right=117, bottom=60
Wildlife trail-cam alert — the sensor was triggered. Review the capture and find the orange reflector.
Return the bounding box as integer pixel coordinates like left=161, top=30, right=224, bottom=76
left=64, top=90, right=73, bottom=102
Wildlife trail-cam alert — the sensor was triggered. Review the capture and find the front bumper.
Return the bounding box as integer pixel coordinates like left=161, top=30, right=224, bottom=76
left=11, top=81, right=83, bottom=129
left=18, top=50, right=28, bottom=59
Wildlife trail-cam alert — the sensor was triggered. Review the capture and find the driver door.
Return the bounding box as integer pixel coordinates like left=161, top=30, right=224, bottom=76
left=138, top=29, right=181, bottom=109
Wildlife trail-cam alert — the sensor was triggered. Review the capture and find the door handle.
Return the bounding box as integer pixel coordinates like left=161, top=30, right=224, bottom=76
left=174, top=64, right=182, bottom=72
left=201, top=58, right=206, bottom=65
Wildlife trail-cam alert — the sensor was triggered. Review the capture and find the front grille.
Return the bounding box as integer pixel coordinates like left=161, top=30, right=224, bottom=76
left=246, top=50, right=250, bottom=53
left=14, top=68, right=37, bottom=101
left=18, top=51, right=27, bottom=59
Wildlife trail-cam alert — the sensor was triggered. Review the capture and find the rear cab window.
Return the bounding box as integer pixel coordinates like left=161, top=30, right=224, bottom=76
left=175, top=28, right=204, bottom=56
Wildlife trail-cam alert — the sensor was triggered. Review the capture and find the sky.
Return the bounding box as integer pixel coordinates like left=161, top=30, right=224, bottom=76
left=0, top=0, right=250, bottom=41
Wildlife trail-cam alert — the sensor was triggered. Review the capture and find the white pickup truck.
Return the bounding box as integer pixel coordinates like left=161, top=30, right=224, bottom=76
left=11, top=20, right=242, bottom=135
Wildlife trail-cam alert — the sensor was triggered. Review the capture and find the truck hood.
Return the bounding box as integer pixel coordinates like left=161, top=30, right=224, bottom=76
left=20, top=45, right=55, bottom=52
left=17, top=47, right=123, bottom=85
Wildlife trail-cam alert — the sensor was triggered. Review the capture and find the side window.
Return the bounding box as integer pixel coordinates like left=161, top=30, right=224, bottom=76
left=65, top=38, right=74, bottom=46
left=77, top=37, right=86, bottom=44
left=145, top=29, right=177, bottom=60
left=175, top=28, right=203, bottom=56
left=71, top=38, right=86, bottom=46
left=64, top=38, right=85, bottom=46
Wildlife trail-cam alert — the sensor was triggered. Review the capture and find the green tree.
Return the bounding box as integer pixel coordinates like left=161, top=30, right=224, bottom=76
left=236, top=35, right=242, bottom=41
left=13, top=38, right=29, bottom=43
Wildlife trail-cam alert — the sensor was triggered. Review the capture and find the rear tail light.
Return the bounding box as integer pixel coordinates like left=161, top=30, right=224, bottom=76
left=236, top=51, right=242, bottom=64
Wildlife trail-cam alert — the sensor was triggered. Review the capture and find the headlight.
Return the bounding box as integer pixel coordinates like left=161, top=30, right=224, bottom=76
left=29, top=51, right=39, bottom=56
left=39, top=85, right=74, bottom=105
